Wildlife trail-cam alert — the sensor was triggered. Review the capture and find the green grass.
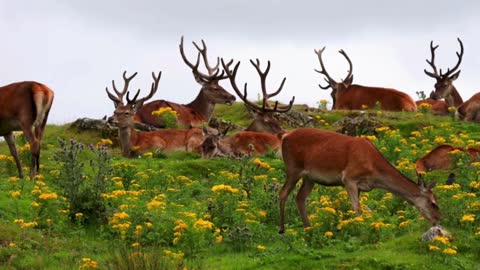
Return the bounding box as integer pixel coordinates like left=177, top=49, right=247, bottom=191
left=0, top=107, right=479, bottom=269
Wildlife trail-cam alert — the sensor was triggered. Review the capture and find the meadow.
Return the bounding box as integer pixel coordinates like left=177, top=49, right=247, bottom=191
left=0, top=103, right=479, bottom=270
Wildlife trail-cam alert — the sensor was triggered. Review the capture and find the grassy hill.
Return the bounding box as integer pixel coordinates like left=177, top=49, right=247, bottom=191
left=0, top=104, right=479, bottom=269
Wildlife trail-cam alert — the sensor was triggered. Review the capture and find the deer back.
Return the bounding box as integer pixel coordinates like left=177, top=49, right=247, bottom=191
left=335, top=85, right=417, bottom=111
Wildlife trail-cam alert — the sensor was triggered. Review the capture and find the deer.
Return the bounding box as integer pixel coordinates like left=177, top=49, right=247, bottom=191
left=0, top=81, right=54, bottom=179
left=424, top=38, right=464, bottom=108
left=279, top=128, right=441, bottom=234
left=134, top=36, right=236, bottom=129
left=416, top=144, right=480, bottom=174
left=201, top=126, right=283, bottom=159
left=424, top=38, right=480, bottom=121
left=106, top=71, right=205, bottom=157
left=415, top=91, right=449, bottom=115
left=314, top=47, right=417, bottom=111
left=222, top=58, right=295, bottom=134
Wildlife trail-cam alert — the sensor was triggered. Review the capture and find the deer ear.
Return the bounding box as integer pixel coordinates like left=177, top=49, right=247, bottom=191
left=450, top=70, right=461, bottom=81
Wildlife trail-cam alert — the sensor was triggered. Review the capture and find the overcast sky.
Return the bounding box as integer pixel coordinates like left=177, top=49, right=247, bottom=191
left=1, top=1, right=479, bottom=124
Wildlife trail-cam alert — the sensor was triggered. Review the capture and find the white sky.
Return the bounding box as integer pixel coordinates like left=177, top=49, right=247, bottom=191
left=1, top=1, right=479, bottom=124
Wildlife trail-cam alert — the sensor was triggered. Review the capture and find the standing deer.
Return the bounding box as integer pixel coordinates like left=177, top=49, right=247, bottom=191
left=314, top=47, right=416, bottom=111
left=279, top=128, right=441, bottom=233
left=416, top=144, right=480, bottom=174
left=106, top=71, right=204, bottom=157
left=425, top=38, right=464, bottom=107
left=222, top=58, right=295, bottom=133
left=0, top=81, right=54, bottom=179
left=134, top=37, right=236, bottom=129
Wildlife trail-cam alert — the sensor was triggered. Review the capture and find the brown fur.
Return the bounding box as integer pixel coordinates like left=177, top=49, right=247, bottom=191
left=457, top=93, right=480, bottom=122
left=0, top=81, right=54, bottom=179
left=279, top=128, right=441, bottom=233
left=415, top=98, right=449, bottom=115
left=416, top=144, right=480, bottom=173
left=201, top=131, right=282, bottom=158
left=335, top=85, right=417, bottom=111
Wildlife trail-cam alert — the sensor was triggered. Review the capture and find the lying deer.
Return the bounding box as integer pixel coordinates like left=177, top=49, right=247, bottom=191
left=279, top=128, right=441, bottom=233
left=315, top=47, right=416, bottom=111
left=106, top=71, right=204, bottom=157
left=424, top=38, right=480, bottom=121
left=415, top=91, right=449, bottom=115
left=201, top=126, right=283, bottom=159
left=134, top=37, right=236, bottom=128
left=415, top=144, right=480, bottom=174
left=222, top=58, right=295, bottom=134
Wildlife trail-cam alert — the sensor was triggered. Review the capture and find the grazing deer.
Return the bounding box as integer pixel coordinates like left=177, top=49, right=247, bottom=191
left=106, top=71, right=204, bottom=157
left=134, top=37, right=236, bottom=129
left=279, top=128, right=441, bottom=233
left=416, top=144, right=480, bottom=174
left=221, top=58, right=295, bottom=133
left=0, top=81, right=54, bottom=179
left=314, top=47, right=416, bottom=111
left=201, top=126, right=283, bottom=159
left=425, top=38, right=464, bottom=107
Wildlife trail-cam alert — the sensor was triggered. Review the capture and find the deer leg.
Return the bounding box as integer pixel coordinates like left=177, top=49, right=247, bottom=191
left=344, top=180, right=361, bottom=215
left=279, top=169, right=301, bottom=234
left=295, top=177, right=315, bottom=228
left=22, top=127, right=39, bottom=179
left=4, top=133, right=24, bottom=179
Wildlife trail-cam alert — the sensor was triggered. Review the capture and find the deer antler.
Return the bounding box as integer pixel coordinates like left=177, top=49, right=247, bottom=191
left=179, top=36, right=227, bottom=83
left=126, top=71, right=162, bottom=109
left=314, top=47, right=354, bottom=89
left=106, top=71, right=139, bottom=107
left=424, top=38, right=464, bottom=80
left=222, top=58, right=295, bottom=113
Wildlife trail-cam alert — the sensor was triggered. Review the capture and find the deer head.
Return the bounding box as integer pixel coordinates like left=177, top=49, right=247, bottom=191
left=179, top=36, right=236, bottom=106
left=415, top=176, right=441, bottom=225
left=314, top=47, right=354, bottom=109
left=222, top=58, right=295, bottom=133
left=106, top=71, right=161, bottom=128
left=424, top=38, right=464, bottom=102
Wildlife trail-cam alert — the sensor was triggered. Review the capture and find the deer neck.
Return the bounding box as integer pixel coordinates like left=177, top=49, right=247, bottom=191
left=118, top=125, right=138, bottom=157
left=447, top=86, right=463, bottom=107
left=186, top=90, right=215, bottom=122
left=373, top=166, right=421, bottom=205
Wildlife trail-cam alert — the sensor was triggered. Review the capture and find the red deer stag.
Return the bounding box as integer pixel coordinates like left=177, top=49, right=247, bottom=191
left=134, top=37, right=236, bottom=128
left=314, top=47, right=416, bottom=111
left=106, top=71, right=204, bottom=157
left=221, top=58, right=295, bottom=133
left=424, top=38, right=480, bottom=121
left=0, top=81, right=54, bottom=179
left=416, top=144, right=480, bottom=174
left=425, top=38, right=464, bottom=107
left=279, top=128, right=441, bottom=233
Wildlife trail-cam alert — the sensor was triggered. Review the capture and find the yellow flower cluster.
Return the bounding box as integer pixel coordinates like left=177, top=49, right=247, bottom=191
left=173, top=219, right=188, bottom=245
left=0, top=154, right=15, bottom=162
left=370, top=221, right=391, bottom=230
left=436, top=183, right=461, bottom=191
left=461, top=214, right=475, bottom=223
left=433, top=136, right=446, bottom=144
left=252, top=158, right=271, bottom=169
left=151, top=107, right=177, bottom=117
left=163, top=249, right=184, bottom=261
left=38, top=192, right=58, bottom=200
left=418, top=103, right=432, bottom=111
left=80, top=258, right=98, bottom=269
left=211, top=184, right=239, bottom=193
left=193, top=218, right=214, bottom=231
left=324, top=231, right=334, bottom=238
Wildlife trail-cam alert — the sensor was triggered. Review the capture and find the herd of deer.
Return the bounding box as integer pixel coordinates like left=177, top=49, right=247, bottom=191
left=3, top=36, right=477, bottom=232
